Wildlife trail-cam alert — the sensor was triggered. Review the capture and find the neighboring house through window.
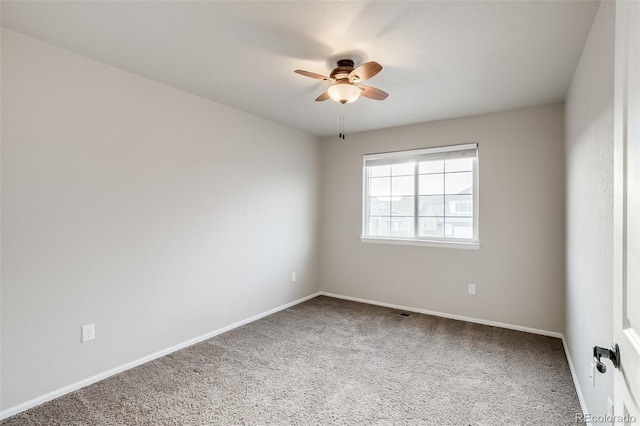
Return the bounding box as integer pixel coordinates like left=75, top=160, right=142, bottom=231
left=362, top=143, right=479, bottom=249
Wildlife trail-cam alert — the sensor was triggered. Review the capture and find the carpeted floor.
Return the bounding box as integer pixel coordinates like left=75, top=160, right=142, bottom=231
left=1, top=296, right=581, bottom=425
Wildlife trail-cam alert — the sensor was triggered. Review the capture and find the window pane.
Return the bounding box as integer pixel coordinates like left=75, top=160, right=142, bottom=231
left=419, top=174, right=444, bottom=195
left=444, top=172, right=473, bottom=194
left=369, top=197, right=391, bottom=216
left=445, top=194, right=473, bottom=216
left=391, top=176, right=414, bottom=196
left=419, top=217, right=444, bottom=238
left=445, top=158, right=473, bottom=172
left=419, top=196, right=444, bottom=217
left=370, top=177, right=391, bottom=196
left=368, top=216, right=390, bottom=236
left=390, top=217, right=414, bottom=238
left=392, top=162, right=414, bottom=176
left=391, top=196, right=414, bottom=216
left=391, top=217, right=413, bottom=237
left=444, top=217, right=473, bottom=238
left=419, top=160, right=444, bottom=174
left=370, top=165, right=391, bottom=177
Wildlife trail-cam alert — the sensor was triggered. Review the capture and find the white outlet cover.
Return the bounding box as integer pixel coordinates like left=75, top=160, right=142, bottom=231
left=82, top=324, right=95, bottom=343
left=468, top=284, right=476, bottom=295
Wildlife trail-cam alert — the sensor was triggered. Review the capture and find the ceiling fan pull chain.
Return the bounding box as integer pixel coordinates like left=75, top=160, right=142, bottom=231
left=343, top=116, right=346, bottom=139
left=339, top=116, right=346, bottom=140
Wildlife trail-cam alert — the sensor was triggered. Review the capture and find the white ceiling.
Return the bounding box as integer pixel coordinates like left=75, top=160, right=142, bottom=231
left=1, top=1, right=600, bottom=138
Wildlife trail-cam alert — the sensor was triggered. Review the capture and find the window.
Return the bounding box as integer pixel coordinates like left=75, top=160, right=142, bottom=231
left=362, top=143, right=478, bottom=248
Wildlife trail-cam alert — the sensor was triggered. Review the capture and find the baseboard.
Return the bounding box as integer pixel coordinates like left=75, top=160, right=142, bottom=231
left=318, top=291, right=563, bottom=338
left=562, top=336, right=590, bottom=421
left=0, top=292, right=322, bottom=421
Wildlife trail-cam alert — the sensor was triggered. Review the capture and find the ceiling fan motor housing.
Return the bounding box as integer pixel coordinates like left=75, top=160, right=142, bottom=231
left=330, top=59, right=355, bottom=81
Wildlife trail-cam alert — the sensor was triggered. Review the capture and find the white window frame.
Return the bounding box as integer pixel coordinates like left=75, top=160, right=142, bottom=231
left=361, top=143, right=479, bottom=249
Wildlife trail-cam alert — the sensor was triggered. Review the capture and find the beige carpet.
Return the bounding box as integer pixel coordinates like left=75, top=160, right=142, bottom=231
left=1, top=296, right=581, bottom=425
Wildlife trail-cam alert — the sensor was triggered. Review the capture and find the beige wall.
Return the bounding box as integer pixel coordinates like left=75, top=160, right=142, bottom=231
left=1, top=30, right=320, bottom=410
left=320, top=104, right=566, bottom=333
left=565, top=0, right=615, bottom=418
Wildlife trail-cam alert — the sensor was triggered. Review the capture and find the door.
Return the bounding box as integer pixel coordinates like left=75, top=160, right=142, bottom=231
left=614, top=0, right=640, bottom=422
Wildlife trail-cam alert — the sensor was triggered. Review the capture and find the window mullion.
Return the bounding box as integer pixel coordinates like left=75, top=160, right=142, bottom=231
left=414, top=162, right=419, bottom=238
left=388, top=171, right=392, bottom=236
left=443, top=163, right=447, bottom=240
left=363, top=166, right=369, bottom=237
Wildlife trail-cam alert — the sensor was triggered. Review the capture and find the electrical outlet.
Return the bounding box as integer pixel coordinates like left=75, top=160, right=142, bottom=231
left=468, top=284, right=476, bottom=295
left=291, top=272, right=296, bottom=282
left=81, top=324, right=95, bottom=343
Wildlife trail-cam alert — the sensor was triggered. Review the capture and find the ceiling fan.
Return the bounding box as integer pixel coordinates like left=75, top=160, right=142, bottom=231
left=295, top=59, right=389, bottom=104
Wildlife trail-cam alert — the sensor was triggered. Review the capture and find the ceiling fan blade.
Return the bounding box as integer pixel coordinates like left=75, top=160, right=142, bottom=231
left=315, top=91, right=330, bottom=101
left=359, top=85, right=389, bottom=100
left=295, top=69, right=333, bottom=81
left=349, top=61, right=382, bottom=82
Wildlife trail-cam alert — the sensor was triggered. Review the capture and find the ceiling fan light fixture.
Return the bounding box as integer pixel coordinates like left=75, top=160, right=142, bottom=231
left=295, top=59, right=387, bottom=104
left=328, top=82, right=361, bottom=104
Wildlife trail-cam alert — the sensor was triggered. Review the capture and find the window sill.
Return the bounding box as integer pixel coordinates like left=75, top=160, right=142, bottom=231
left=360, top=237, right=480, bottom=250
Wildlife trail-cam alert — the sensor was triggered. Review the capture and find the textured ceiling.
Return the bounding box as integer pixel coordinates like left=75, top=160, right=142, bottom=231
left=1, top=1, right=600, bottom=137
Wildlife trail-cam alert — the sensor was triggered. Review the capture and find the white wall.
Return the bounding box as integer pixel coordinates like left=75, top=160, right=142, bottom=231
left=0, top=30, right=320, bottom=411
left=565, top=0, right=615, bottom=419
left=319, top=104, right=566, bottom=333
